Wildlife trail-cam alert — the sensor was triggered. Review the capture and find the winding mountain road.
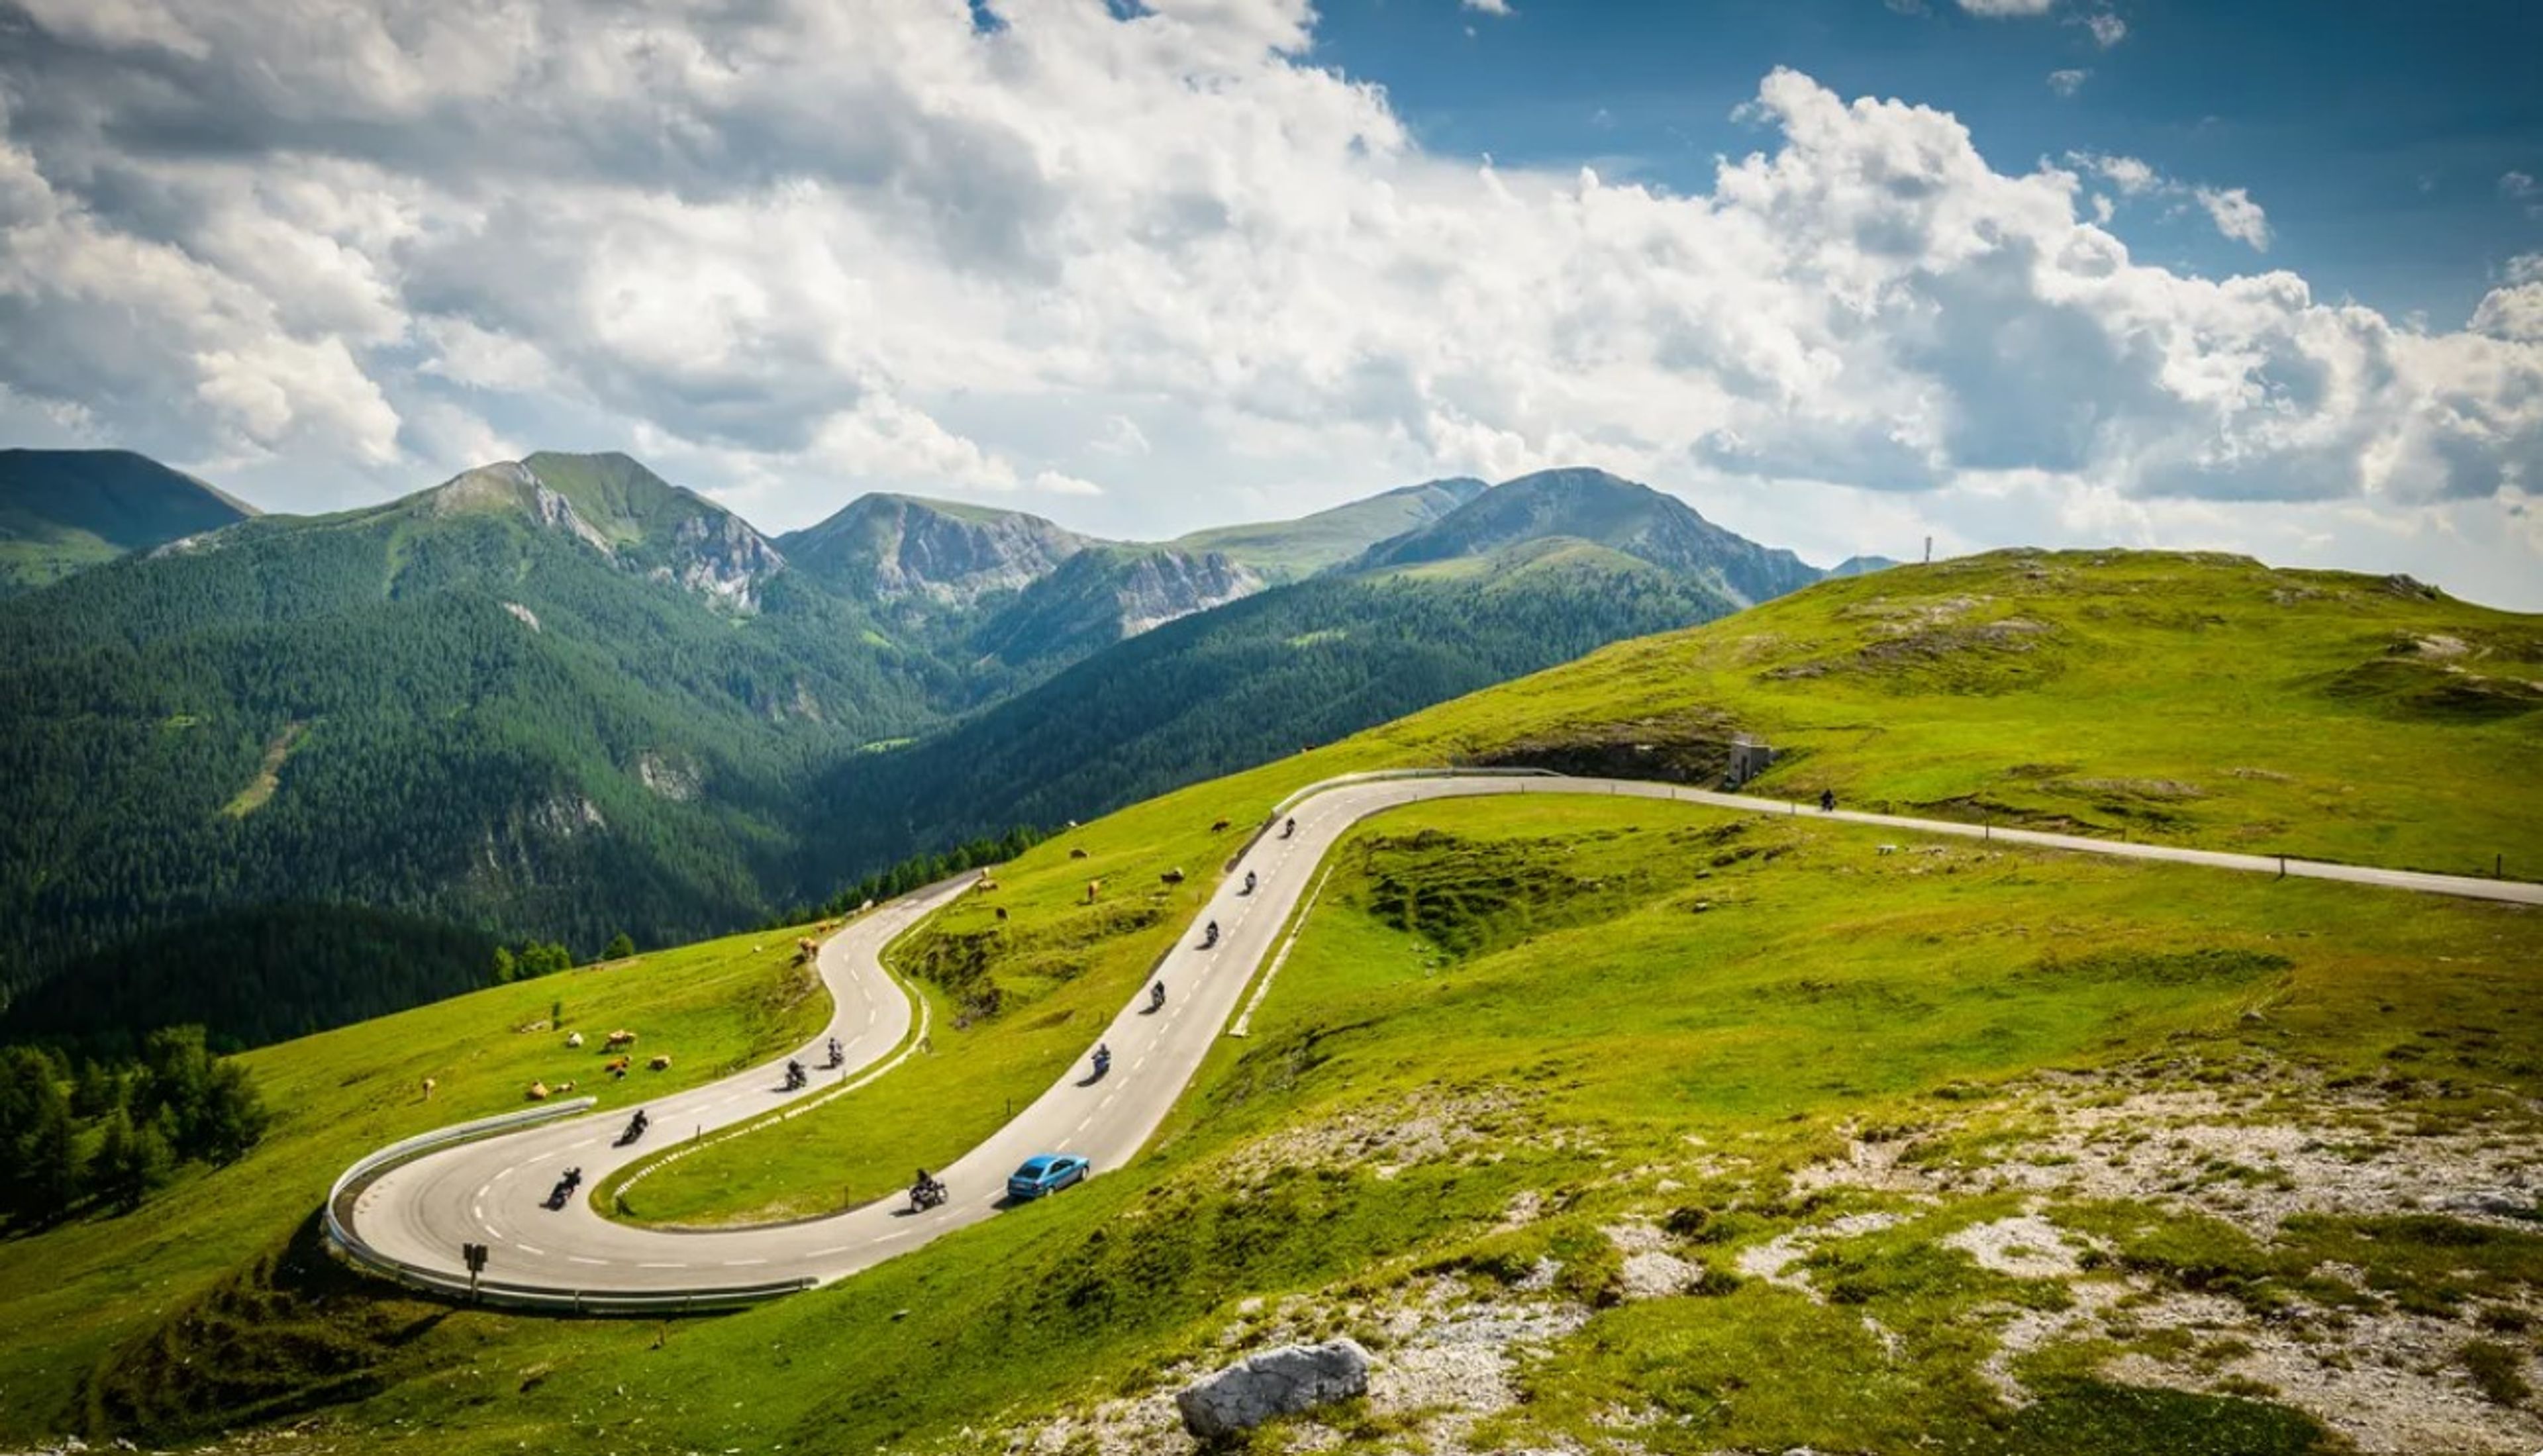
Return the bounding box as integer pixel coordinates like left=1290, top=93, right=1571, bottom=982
left=335, top=773, right=2538, bottom=1305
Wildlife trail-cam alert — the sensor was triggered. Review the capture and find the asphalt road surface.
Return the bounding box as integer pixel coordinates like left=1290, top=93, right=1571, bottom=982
left=341, top=773, right=2539, bottom=1299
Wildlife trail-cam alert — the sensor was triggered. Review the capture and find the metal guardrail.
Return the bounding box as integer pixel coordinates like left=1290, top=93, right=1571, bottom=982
left=323, top=1096, right=815, bottom=1313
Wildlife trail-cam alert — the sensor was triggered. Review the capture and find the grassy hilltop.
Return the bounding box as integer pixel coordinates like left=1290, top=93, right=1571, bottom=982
left=0, top=549, right=2536, bottom=1454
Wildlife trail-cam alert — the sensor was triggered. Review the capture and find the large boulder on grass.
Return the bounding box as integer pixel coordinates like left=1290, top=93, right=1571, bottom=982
left=1174, top=1337, right=1371, bottom=1439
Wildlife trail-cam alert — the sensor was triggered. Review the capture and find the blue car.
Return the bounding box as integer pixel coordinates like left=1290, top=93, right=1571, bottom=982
left=1007, top=1153, right=1091, bottom=1201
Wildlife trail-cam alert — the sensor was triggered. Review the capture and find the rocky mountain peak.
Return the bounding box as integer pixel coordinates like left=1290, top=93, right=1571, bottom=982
left=777, top=493, right=1091, bottom=609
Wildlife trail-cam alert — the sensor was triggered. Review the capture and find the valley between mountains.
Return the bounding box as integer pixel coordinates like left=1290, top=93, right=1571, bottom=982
left=0, top=449, right=1832, bottom=1051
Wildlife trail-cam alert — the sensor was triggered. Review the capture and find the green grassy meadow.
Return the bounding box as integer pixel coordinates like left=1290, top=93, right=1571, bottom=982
left=0, top=924, right=832, bottom=1435
left=54, top=791, right=2530, bottom=1454
left=2, top=549, right=2538, bottom=1451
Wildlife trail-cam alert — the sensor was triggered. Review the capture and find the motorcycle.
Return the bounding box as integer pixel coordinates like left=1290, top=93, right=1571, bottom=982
left=824, top=1036, right=844, bottom=1069
left=1092, top=1043, right=1113, bottom=1077
left=1242, top=870, right=1257, bottom=895
left=1201, top=920, right=1220, bottom=949
left=783, top=1059, right=807, bottom=1091
left=617, top=1109, right=649, bottom=1147
left=1148, top=980, right=1167, bottom=1012
left=544, top=1166, right=583, bottom=1210
left=1280, top=817, right=1296, bottom=840
left=910, top=1173, right=949, bottom=1212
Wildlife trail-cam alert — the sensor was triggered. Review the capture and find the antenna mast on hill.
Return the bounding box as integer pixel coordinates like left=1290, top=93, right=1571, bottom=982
left=1923, top=535, right=1932, bottom=565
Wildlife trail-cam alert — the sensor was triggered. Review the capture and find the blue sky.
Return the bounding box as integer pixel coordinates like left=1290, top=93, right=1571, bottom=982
left=1315, top=0, right=2541, bottom=325
left=0, top=0, right=2537, bottom=605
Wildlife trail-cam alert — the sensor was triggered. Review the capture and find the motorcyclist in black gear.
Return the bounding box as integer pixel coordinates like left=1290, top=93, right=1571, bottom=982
left=1149, top=979, right=1166, bottom=1010
left=1242, top=870, right=1257, bottom=895
left=1093, top=1042, right=1112, bottom=1075
left=785, top=1058, right=806, bottom=1090
left=1202, top=920, right=1219, bottom=948
left=912, top=1167, right=946, bottom=1208
left=1281, top=817, right=1296, bottom=838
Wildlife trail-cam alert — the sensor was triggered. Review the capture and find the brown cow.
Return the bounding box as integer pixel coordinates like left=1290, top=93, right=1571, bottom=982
left=1210, top=817, right=1230, bottom=833
left=604, top=1055, right=631, bottom=1074
left=649, top=1053, right=672, bottom=1071
left=1085, top=879, right=1103, bottom=904
left=526, top=1081, right=550, bottom=1101
left=605, top=1029, right=638, bottom=1051
left=1068, top=847, right=1089, bottom=859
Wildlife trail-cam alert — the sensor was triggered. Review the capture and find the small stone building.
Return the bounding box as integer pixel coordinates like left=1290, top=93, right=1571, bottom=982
left=1726, top=734, right=1774, bottom=787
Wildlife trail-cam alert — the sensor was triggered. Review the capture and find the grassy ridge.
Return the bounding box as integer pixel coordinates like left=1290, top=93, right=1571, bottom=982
left=1391, top=549, right=2542, bottom=875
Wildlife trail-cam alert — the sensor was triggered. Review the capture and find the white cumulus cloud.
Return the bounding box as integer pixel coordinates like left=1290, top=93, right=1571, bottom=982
left=0, top=0, right=2532, bottom=601
left=2194, top=186, right=2271, bottom=251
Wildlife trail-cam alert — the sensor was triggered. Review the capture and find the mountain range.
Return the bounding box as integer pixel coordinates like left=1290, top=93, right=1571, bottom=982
left=0, top=447, right=1870, bottom=1046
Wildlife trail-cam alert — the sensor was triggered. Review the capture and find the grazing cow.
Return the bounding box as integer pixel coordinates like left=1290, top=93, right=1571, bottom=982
left=421, top=1077, right=437, bottom=1102
left=649, top=1053, right=672, bottom=1071
left=605, top=1029, right=638, bottom=1051
left=1210, top=817, right=1230, bottom=833
left=1161, top=867, right=1186, bottom=885
left=556, top=1080, right=576, bottom=1094
left=1069, top=847, right=1089, bottom=859
left=1876, top=844, right=1900, bottom=855
left=795, top=937, right=819, bottom=964
left=1085, top=879, right=1103, bottom=904
left=604, top=1055, right=631, bottom=1074
left=527, top=1081, right=550, bottom=1101
left=565, top=1030, right=585, bottom=1048
left=995, top=906, right=1009, bottom=921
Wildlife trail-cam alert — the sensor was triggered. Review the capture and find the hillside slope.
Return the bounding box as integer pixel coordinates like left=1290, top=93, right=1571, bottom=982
left=1388, top=548, right=2542, bottom=875
left=0, top=449, right=256, bottom=594
left=0, top=549, right=2532, bottom=1455
left=0, top=452, right=951, bottom=1008
left=1358, top=466, right=1822, bottom=607
left=1168, top=476, right=1487, bottom=577
left=801, top=543, right=1742, bottom=889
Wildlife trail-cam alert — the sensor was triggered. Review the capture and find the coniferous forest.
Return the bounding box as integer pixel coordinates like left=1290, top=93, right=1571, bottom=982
left=0, top=456, right=1768, bottom=1053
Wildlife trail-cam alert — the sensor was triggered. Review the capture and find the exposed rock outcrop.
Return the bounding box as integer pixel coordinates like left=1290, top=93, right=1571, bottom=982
left=1174, top=1338, right=1371, bottom=1439
left=776, top=493, right=1089, bottom=609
